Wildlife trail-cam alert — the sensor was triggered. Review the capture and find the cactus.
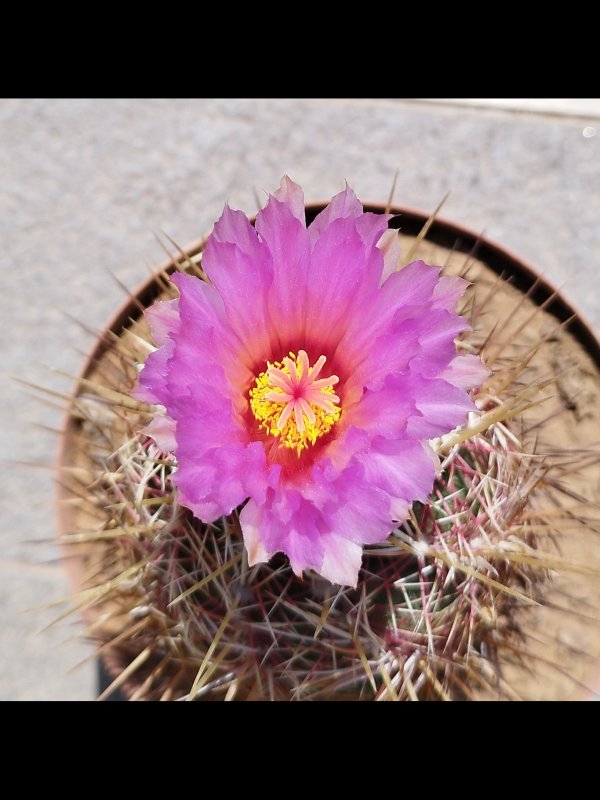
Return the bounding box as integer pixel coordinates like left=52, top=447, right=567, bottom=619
left=56, top=223, right=600, bottom=701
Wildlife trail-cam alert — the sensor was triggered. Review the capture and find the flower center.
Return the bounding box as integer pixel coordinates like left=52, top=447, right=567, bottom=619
left=249, top=350, right=341, bottom=455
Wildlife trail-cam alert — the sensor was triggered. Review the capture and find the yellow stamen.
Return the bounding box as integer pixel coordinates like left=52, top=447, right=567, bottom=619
left=249, top=350, right=341, bottom=456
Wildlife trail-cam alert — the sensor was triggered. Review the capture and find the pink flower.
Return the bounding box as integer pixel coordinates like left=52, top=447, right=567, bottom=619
left=135, top=177, right=487, bottom=587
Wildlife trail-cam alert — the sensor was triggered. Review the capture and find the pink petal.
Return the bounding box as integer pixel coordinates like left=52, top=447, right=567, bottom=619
left=345, top=379, right=417, bottom=439
left=174, top=441, right=268, bottom=520
left=302, top=215, right=384, bottom=349
left=145, top=298, right=180, bottom=345
left=355, top=211, right=393, bottom=251
left=286, top=528, right=323, bottom=578
left=273, top=175, right=306, bottom=225
left=357, top=437, right=437, bottom=509
left=384, top=259, right=443, bottom=307
left=345, top=305, right=463, bottom=400
left=319, top=535, right=363, bottom=588
left=440, top=354, right=490, bottom=390
left=168, top=272, right=250, bottom=410
left=255, top=194, right=311, bottom=345
left=202, top=206, right=277, bottom=363
left=239, top=500, right=271, bottom=566
left=346, top=321, right=421, bottom=398
left=133, top=299, right=180, bottom=405
left=408, top=309, right=470, bottom=379
left=378, top=228, right=402, bottom=283
left=432, top=275, right=469, bottom=310
left=322, top=464, right=395, bottom=545
left=141, top=412, right=177, bottom=453
left=323, top=425, right=371, bottom=473
left=339, top=260, right=442, bottom=370
left=404, top=376, right=475, bottom=439
left=252, top=495, right=326, bottom=578
left=307, top=183, right=364, bottom=246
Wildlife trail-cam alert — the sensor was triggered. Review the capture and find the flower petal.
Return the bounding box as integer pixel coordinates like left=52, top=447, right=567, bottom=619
left=239, top=500, right=272, bottom=566
left=141, top=412, right=177, bottom=453
left=323, top=463, right=396, bottom=546
left=378, top=228, right=402, bottom=283
left=201, top=206, right=277, bottom=363
left=357, top=437, right=438, bottom=511
left=133, top=299, right=180, bottom=405
left=255, top=194, right=312, bottom=346
left=441, top=354, right=490, bottom=390
left=355, top=212, right=393, bottom=252
left=145, top=298, right=180, bottom=345
left=404, top=376, right=476, bottom=439
left=319, top=534, right=363, bottom=588
left=432, top=275, right=469, bottom=310
left=250, top=494, right=326, bottom=578
left=343, top=370, right=476, bottom=444
left=344, top=378, right=417, bottom=439
left=168, top=272, right=250, bottom=409
left=273, top=175, right=306, bottom=225
left=339, top=260, right=443, bottom=372
left=303, top=216, right=384, bottom=348
left=174, top=440, right=267, bottom=520
left=307, top=183, right=363, bottom=245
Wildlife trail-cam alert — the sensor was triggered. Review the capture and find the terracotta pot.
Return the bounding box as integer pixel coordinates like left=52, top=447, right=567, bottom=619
left=56, top=202, right=600, bottom=700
